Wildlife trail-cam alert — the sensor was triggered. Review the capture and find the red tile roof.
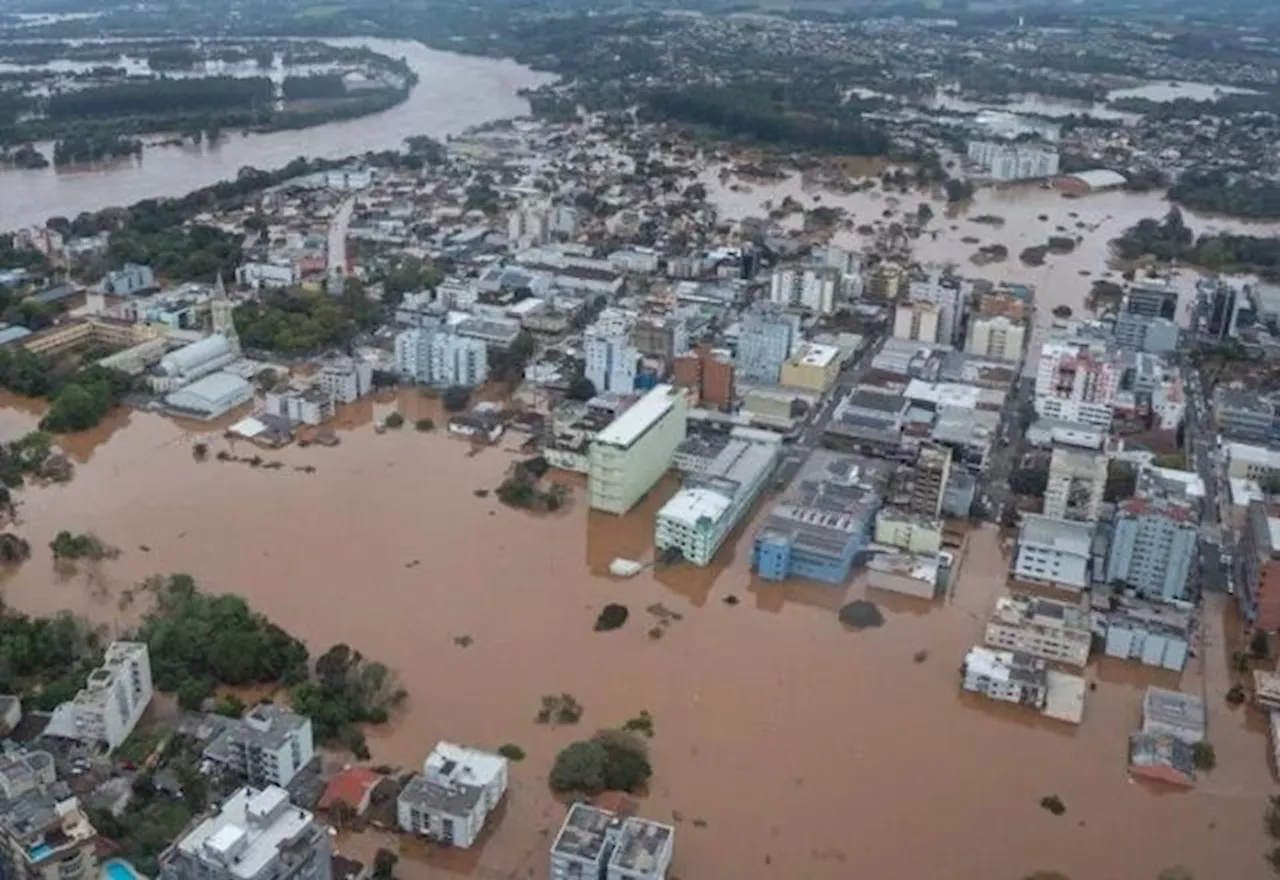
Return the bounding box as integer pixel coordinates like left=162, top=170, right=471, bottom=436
left=319, top=767, right=382, bottom=814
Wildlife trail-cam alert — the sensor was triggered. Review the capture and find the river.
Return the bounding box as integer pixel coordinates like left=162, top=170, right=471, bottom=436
left=0, top=388, right=1271, bottom=880
left=0, top=38, right=555, bottom=232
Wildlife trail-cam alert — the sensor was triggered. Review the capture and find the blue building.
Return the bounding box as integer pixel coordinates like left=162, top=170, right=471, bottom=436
left=1103, top=600, right=1192, bottom=671
left=752, top=450, right=885, bottom=584
left=1105, top=497, right=1199, bottom=602
left=736, top=302, right=798, bottom=384
left=100, top=263, right=155, bottom=296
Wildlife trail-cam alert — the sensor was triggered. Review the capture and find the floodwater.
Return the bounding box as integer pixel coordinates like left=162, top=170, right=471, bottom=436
left=0, top=38, right=555, bottom=232
left=0, top=387, right=1273, bottom=879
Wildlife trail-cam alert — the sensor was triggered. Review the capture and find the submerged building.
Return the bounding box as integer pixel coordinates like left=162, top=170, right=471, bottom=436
left=588, top=385, right=687, bottom=515
left=549, top=802, right=675, bottom=880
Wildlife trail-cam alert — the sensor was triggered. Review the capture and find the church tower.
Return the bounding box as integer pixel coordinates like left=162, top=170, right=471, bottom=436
left=211, top=272, right=241, bottom=356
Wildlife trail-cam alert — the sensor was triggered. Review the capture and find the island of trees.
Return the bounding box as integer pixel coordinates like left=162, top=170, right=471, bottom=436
left=1112, top=207, right=1280, bottom=280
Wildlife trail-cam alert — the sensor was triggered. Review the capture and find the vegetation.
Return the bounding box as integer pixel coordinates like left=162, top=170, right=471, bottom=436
left=548, top=729, right=652, bottom=795
left=0, top=606, right=101, bottom=710
left=1192, top=742, right=1216, bottom=771
left=92, top=780, right=196, bottom=876
left=442, top=384, right=471, bottom=412
left=497, top=743, right=526, bottom=761
left=107, top=223, right=243, bottom=283
left=0, top=346, right=134, bottom=434
left=1010, top=466, right=1049, bottom=497
left=621, top=710, right=655, bottom=738
left=414, top=418, right=435, bottom=432
left=282, top=74, right=347, bottom=101
left=1170, top=169, right=1280, bottom=220
left=536, top=693, right=584, bottom=725
left=0, top=431, right=72, bottom=488
left=1113, top=208, right=1280, bottom=281
left=488, top=330, right=536, bottom=390
left=567, top=376, right=597, bottom=402
left=1039, top=794, right=1066, bottom=816
left=383, top=412, right=405, bottom=429
left=49, top=530, right=117, bottom=561
left=945, top=179, right=976, bottom=203
left=1226, top=684, right=1246, bottom=706
left=234, top=287, right=383, bottom=355
left=290, top=643, right=407, bottom=760
left=372, top=848, right=398, bottom=880
left=53, top=133, right=142, bottom=166
left=1103, top=461, right=1138, bottom=503
left=497, top=457, right=568, bottom=512
left=594, top=604, right=629, bottom=632
left=0, top=534, right=30, bottom=566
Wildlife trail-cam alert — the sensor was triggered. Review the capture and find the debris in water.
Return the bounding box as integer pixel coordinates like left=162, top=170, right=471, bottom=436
left=838, top=600, right=884, bottom=629
left=647, top=626, right=664, bottom=640
left=473, top=489, right=490, bottom=498
left=913, top=649, right=928, bottom=663
left=646, top=603, right=683, bottom=623
left=138, top=545, right=150, bottom=553
left=722, top=594, right=740, bottom=606
left=1039, top=795, right=1066, bottom=816
left=405, top=559, right=420, bottom=569
left=453, top=635, right=474, bottom=648
left=609, top=557, right=644, bottom=577
left=594, top=604, right=629, bottom=632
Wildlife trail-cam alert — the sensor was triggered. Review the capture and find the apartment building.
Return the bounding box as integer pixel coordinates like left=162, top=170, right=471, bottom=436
left=588, top=385, right=687, bottom=515
left=736, top=303, right=799, bottom=384
left=397, top=742, right=508, bottom=849
left=1227, top=442, right=1280, bottom=482
left=1114, top=313, right=1179, bottom=354
left=873, top=509, right=943, bottom=554
left=907, top=443, right=951, bottom=518
left=961, top=646, right=1048, bottom=708
left=966, top=141, right=1061, bottom=181
left=892, top=301, right=940, bottom=344
left=1013, top=514, right=1094, bottom=591
left=0, top=750, right=98, bottom=880
left=965, top=314, right=1026, bottom=362
left=1105, top=497, right=1199, bottom=603
left=1142, top=687, right=1206, bottom=744
left=204, top=705, right=315, bottom=789
left=69, top=641, right=153, bottom=752
left=906, top=275, right=964, bottom=345
left=768, top=267, right=839, bottom=314
left=317, top=357, right=373, bottom=404
left=1126, top=283, right=1178, bottom=320
left=984, top=595, right=1091, bottom=668
left=1236, top=500, right=1280, bottom=631
left=585, top=310, right=639, bottom=395
left=631, top=312, right=688, bottom=361
left=549, top=803, right=675, bottom=880
left=1103, top=597, right=1192, bottom=671
left=394, top=327, right=489, bottom=388
left=1035, top=340, right=1120, bottom=429
left=672, top=344, right=735, bottom=408
left=656, top=436, right=779, bottom=566
left=159, top=786, right=332, bottom=880
left=1215, top=388, right=1277, bottom=445
left=1044, top=447, right=1107, bottom=522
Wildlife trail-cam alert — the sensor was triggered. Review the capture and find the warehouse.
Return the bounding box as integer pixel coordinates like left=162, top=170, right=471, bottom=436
left=163, top=372, right=253, bottom=420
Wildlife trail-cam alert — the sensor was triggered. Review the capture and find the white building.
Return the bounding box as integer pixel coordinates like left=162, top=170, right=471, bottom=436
left=961, top=646, right=1048, bottom=707
left=203, top=704, right=315, bottom=789
left=1035, top=340, right=1120, bottom=429
left=550, top=803, right=675, bottom=880
left=158, top=786, right=332, bottom=880
left=69, top=641, right=153, bottom=751
left=397, top=742, right=508, bottom=849
left=966, top=141, right=1061, bottom=181
left=156, top=334, right=238, bottom=387
left=589, top=385, right=687, bottom=515
left=966, top=315, right=1026, bottom=362
left=1227, top=442, right=1280, bottom=482
left=1044, top=446, right=1108, bottom=522
left=1013, top=514, right=1094, bottom=590
left=164, top=373, right=255, bottom=420
left=317, top=357, right=373, bottom=404
left=984, top=595, right=1092, bottom=668
left=905, top=275, right=964, bottom=345
left=655, top=436, right=779, bottom=566
left=263, top=387, right=333, bottom=426
left=892, top=302, right=940, bottom=343
left=610, top=249, right=662, bottom=275
left=394, top=327, right=489, bottom=387
left=768, top=268, right=839, bottom=314
left=235, top=262, right=298, bottom=290
left=585, top=309, right=639, bottom=395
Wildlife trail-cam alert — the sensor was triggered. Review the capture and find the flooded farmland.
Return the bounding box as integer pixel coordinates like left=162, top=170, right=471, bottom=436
left=0, top=387, right=1273, bottom=880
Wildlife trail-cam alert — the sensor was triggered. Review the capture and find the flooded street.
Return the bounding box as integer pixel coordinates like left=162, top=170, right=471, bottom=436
left=0, top=38, right=555, bottom=231
left=0, top=389, right=1271, bottom=879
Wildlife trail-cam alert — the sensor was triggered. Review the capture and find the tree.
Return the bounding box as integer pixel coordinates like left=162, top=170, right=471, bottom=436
left=549, top=730, right=651, bottom=795
left=549, top=740, right=608, bottom=794
left=1191, top=742, right=1216, bottom=771
left=915, top=203, right=934, bottom=225
left=372, top=849, right=398, bottom=880
left=442, top=385, right=470, bottom=412
left=384, top=412, right=404, bottom=429
left=414, top=418, right=435, bottom=432
left=1009, top=467, right=1049, bottom=498
left=567, top=376, right=597, bottom=402
left=1252, top=629, right=1271, bottom=660
left=329, top=800, right=356, bottom=829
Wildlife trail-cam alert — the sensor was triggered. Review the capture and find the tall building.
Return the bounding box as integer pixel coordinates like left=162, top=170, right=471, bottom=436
left=965, top=315, right=1026, bottom=362
left=631, top=312, right=688, bottom=361
left=864, top=263, right=905, bottom=301
left=1106, top=497, right=1199, bottom=602
left=892, top=302, right=940, bottom=344
left=655, top=436, right=779, bottom=566
left=0, top=750, right=98, bottom=880
left=203, top=705, right=315, bottom=789
left=672, top=343, right=735, bottom=408
left=1043, top=447, right=1107, bottom=522
left=779, top=342, right=841, bottom=393
left=1035, top=340, right=1120, bottom=428
left=585, top=310, right=639, bottom=394
left=907, top=443, right=951, bottom=518
left=1203, top=278, right=1239, bottom=340
left=69, top=641, right=153, bottom=752
left=984, top=595, right=1092, bottom=668
left=1238, top=500, right=1280, bottom=631
left=316, top=357, right=373, bottom=404
left=905, top=275, right=964, bottom=345
left=394, top=327, right=489, bottom=387
left=1013, top=514, right=1094, bottom=590
left=550, top=803, right=675, bottom=880
left=159, top=786, right=332, bottom=880
left=768, top=268, right=839, bottom=314
left=966, top=141, right=1061, bottom=182
left=588, top=385, right=687, bottom=515
left=1125, top=283, right=1178, bottom=320
left=397, top=742, right=508, bottom=850
left=736, top=303, right=798, bottom=384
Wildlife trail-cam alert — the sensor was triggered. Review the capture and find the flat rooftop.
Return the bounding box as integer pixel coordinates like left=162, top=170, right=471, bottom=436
left=550, top=803, right=616, bottom=862
left=175, top=786, right=314, bottom=880
left=595, top=385, right=679, bottom=449
left=609, top=816, right=674, bottom=874
left=1019, top=514, right=1093, bottom=557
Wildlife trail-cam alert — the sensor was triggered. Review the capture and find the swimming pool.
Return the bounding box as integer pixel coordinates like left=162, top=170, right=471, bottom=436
left=104, top=859, right=142, bottom=880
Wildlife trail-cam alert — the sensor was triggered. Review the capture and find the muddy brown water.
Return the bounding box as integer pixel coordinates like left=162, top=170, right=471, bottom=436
left=0, top=387, right=1272, bottom=879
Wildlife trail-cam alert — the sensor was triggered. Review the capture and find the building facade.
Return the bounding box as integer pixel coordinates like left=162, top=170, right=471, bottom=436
left=1105, top=498, right=1199, bottom=602
left=585, top=310, right=639, bottom=395
left=966, top=315, right=1026, bottom=362
left=1237, top=501, right=1280, bottom=630
left=736, top=303, right=798, bottom=384
left=1035, top=340, right=1120, bottom=429
left=907, top=443, right=951, bottom=518
left=1044, top=447, right=1107, bottom=523
left=672, top=344, right=735, bottom=408
left=159, top=786, right=332, bottom=880
left=204, top=705, right=315, bottom=789
left=966, top=141, right=1061, bottom=181
left=906, top=275, right=964, bottom=345
left=892, top=302, right=940, bottom=344
left=1013, top=514, right=1094, bottom=590
left=397, top=742, right=508, bottom=850
left=984, top=595, right=1091, bottom=668
left=394, top=328, right=489, bottom=388
left=70, top=641, right=153, bottom=751
left=768, top=268, right=839, bottom=314
left=779, top=343, right=841, bottom=393
left=588, top=385, right=687, bottom=515
left=317, top=357, right=373, bottom=404
left=961, top=647, right=1048, bottom=708
left=550, top=803, right=675, bottom=880
left=0, top=750, right=98, bottom=880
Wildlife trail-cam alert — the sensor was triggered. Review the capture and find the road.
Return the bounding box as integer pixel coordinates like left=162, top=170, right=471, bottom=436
left=327, top=196, right=356, bottom=277
left=1181, top=353, right=1234, bottom=597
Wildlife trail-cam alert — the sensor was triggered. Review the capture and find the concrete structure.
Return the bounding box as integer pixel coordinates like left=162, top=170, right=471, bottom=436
left=317, top=357, right=373, bottom=404
left=0, top=750, right=98, bottom=880
left=753, top=451, right=884, bottom=585
left=1215, top=388, right=1276, bottom=445
left=585, top=310, right=639, bottom=395
left=68, top=641, right=152, bottom=752
left=1053, top=169, right=1127, bottom=194
left=907, top=443, right=951, bottom=518
left=906, top=275, right=964, bottom=345
left=204, top=705, right=315, bottom=789
left=158, top=334, right=238, bottom=385
left=631, top=312, right=688, bottom=361
left=779, top=342, right=841, bottom=393
left=1035, top=340, right=1120, bottom=429
left=236, top=262, right=299, bottom=290
left=1129, top=732, right=1196, bottom=787
left=549, top=803, right=675, bottom=880
left=1141, top=687, right=1206, bottom=744
left=264, top=387, right=333, bottom=427
left=966, top=315, right=1026, bottom=362
left=164, top=373, right=254, bottom=420
left=672, top=344, right=735, bottom=408
left=736, top=303, right=798, bottom=384
left=1237, top=501, right=1280, bottom=631
left=967, top=140, right=1060, bottom=181
left=588, top=385, right=687, bottom=515
left=1103, top=598, right=1192, bottom=671
left=159, top=786, right=332, bottom=880
left=1126, top=283, right=1178, bottom=320
left=1114, top=312, right=1178, bottom=354
left=1226, top=442, right=1280, bottom=483
left=961, top=647, right=1048, bottom=708
left=768, top=267, right=839, bottom=314
left=984, top=595, right=1091, bottom=668
left=100, top=263, right=155, bottom=296
left=1044, top=447, right=1107, bottom=523
left=1105, top=497, right=1199, bottom=602
left=655, top=436, right=779, bottom=566
left=394, top=327, right=489, bottom=388
left=873, top=509, right=943, bottom=554
left=397, top=742, right=508, bottom=850
left=865, top=552, right=943, bottom=600
left=892, top=302, right=940, bottom=344
left=1013, top=515, right=1094, bottom=590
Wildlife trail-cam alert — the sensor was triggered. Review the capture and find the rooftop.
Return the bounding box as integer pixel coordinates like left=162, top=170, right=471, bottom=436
left=754, top=450, right=887, bottom=560
left=990, top=594, right=1090, bottom=634
left=172, top=786, right=317, bottom=880
left=963, top=646, right=1047, bottom=688
left=1142, top=687, right=1206, bottom=740
left=1018, top=514, right=1094, bottom=557
left=550, top=803, right=616, bottom=863
left=206, top=704, right=309, bottom=758
left=609, top=816, right=674, bottom=874
left=595, top=385, right=680, bottom=449
left=399, top=742, right=506, bottom=820
left=791, top=343, right=840, bottom=369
